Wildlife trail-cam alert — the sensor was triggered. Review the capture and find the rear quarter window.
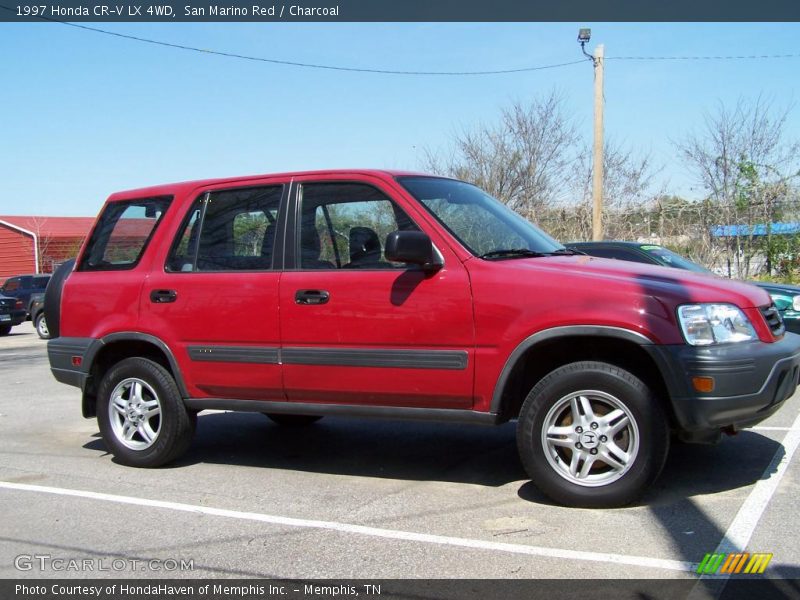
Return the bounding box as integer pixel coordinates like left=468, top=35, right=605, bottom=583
left=78, top=196, right=172, bottom=271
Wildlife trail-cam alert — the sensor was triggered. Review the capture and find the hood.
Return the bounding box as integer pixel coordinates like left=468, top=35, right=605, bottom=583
left=491, top=255, right=773, bottom=309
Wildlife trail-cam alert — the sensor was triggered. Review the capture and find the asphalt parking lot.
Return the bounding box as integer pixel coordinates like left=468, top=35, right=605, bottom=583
left=1, top=322, right=798, bottom=591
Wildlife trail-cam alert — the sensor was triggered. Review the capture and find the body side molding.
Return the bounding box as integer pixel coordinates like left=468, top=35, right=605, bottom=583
left=185, top=398, right=498, bottom=425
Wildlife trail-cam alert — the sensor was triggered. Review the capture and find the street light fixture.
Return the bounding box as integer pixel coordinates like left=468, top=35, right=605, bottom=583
left=578, top=28, right=594, bottom=62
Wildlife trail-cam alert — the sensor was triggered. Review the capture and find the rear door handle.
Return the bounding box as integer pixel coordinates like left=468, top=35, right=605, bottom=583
left=150, top=289, right=177, bottom=303
left=295, top=289, right=330, bottom=305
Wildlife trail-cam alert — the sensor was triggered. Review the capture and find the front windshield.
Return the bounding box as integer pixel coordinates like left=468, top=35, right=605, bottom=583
left=641, top=246, right=713, bottom=274
left=398, top=177, right=563, bottom=257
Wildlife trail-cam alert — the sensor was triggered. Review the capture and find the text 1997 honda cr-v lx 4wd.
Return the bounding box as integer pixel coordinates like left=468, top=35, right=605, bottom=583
left=47, top=170, right=800, bottom=507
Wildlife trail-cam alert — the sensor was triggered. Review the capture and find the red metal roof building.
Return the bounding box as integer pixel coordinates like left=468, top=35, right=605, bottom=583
left=0, top=216, right=94, bottom=283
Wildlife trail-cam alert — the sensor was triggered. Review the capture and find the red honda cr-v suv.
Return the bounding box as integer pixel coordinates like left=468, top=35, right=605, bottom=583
left=47, top=170, right=800, bottom=507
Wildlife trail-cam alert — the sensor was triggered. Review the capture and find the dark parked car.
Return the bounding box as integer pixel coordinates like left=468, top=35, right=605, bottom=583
left=566, top=241, right=714, bottom=274
left=0, top=274, right=51, bottom=318
left=0, top=294, right=26, bottom=335
left=29, top=293, right=49, bottom=339
left=566, top=241, right=800, bottom=334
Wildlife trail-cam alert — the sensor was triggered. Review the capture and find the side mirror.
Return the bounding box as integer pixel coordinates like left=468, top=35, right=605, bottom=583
left=385, top=231, right=443, bottom=272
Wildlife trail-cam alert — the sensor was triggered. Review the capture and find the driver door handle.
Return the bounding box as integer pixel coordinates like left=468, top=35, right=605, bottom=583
left=295, top=290, right=330, bottom=305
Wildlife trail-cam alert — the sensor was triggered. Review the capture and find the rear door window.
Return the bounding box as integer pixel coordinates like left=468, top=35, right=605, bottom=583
left=167, top=185, right=283, bottom=272
left=78, top=197, right=172, bottom=271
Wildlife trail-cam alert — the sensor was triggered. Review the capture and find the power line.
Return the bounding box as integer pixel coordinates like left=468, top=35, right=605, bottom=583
left=3, top=6, right=800, bottom=75
left=0, top=9, right=587, bottom=76
left=608, top=53, right=800, bottom=61
left=66, top=22, right=590, bottom=74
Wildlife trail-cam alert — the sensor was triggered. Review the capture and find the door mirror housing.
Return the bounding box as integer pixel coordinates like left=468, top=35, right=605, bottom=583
left=385, top=231, right=443, bottom=272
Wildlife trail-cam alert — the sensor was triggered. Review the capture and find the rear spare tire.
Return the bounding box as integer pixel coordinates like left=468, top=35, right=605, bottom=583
left=43, top=258, right=76, bottom=339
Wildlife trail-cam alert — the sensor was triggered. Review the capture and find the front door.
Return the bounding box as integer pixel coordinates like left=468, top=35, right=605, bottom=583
left=279, top=179, right=475, bottom=409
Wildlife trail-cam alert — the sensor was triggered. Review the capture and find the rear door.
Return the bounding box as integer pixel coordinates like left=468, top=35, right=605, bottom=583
left=141, top=181, right=287, bottom=400
left=279, top=176, right=476, bottom=409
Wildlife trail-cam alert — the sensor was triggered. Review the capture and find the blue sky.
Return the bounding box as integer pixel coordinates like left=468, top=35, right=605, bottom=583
left=1, top=22, right=799, bottom=216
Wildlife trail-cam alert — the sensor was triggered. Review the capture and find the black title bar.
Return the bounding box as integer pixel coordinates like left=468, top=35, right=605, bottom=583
left=5, top=579, right=799, bottom=600
left=1, top=0, right=800, bottom=22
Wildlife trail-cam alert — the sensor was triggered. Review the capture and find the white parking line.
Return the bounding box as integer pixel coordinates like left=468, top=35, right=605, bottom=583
left=719, top=409, right=800, bottom=552
left=692, top=409, right=800, bottom=597
left=0, top=480, right=693, bottom=573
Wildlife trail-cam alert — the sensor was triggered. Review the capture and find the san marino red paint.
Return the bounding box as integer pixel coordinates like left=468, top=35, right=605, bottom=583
left=48, top=169, right=800, bottom=507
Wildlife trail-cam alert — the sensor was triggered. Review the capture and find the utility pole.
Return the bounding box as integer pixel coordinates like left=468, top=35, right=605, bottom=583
left=592, top=44, right=604, bottom=241
left=578, top=29, right=605, bottom=241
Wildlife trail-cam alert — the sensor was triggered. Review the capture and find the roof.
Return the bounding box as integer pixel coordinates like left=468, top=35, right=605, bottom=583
left=710, top=222, right=800, bottom=237
left=0, top=216, right=94, bottom=238
left=108, top=169, right=441, bottom=201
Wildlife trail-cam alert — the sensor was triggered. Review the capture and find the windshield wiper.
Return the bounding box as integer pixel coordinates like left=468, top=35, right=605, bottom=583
left=542, top=247, right=585, bottom=256
left=479, top=249, right=546, bottom=260
left=479, top=247, right=585, bottom=260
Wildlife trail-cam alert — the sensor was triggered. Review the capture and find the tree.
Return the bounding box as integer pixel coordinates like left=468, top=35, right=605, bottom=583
left=566, top=141, right=659, bottom=241
left=678, top=96, right=800, bottom=278
left=422, top=91, right=580, bottom=220
left=423, top=91, right=661, bottom=244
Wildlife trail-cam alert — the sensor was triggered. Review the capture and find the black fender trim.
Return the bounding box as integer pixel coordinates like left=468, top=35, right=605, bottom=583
left=89, top=332, right=190, bottom=399
left=490, top=325, right=655, bottom=415
left=76, top=332, right=189, bottom=418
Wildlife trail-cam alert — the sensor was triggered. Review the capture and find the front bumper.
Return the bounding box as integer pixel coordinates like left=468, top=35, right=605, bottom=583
left=647, top=333, right=800, bottom=433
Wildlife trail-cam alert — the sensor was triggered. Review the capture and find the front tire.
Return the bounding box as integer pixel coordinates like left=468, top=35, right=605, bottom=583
left=35, top=313, right=50, bottom=339
left=97, top=357, right=196, bottom=467
left=517, top=361, right=669, bottom=508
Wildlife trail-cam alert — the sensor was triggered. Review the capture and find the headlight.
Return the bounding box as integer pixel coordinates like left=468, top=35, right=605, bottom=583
left=677, top=304, right=757, bottom=346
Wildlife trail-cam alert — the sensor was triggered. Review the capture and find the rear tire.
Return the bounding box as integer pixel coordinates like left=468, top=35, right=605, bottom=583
left=97, top=357, right=196, bottom=467
left=0, top=324, right=10, bottom=336
left=517, top=361, right=669, bottom=508
left=264, top=413, right=322, bottom=427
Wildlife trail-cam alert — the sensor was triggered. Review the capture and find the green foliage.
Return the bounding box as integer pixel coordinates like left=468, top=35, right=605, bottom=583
left=233, top=211, right=269, bottom=256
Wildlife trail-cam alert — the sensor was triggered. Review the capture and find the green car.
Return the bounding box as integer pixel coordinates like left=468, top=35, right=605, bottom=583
left=566, top=241, right=800, bottom=334
left=755, top=282, right=800, bottom=334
